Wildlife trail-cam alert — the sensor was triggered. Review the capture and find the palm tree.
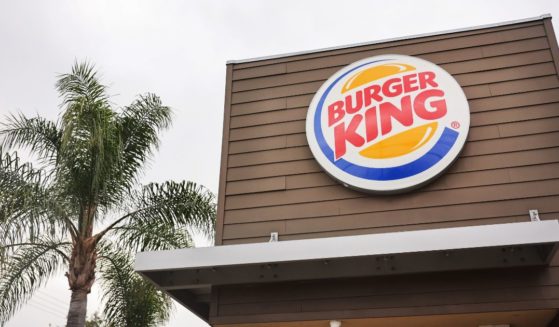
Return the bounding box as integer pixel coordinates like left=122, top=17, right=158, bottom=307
left=0, top=62, right=216, bottom=327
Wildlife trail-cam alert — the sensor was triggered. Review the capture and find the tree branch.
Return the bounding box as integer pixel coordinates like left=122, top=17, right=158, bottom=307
left=63, top=216, right=78, bottom=241
left=93, top=206, right=153, bottom=241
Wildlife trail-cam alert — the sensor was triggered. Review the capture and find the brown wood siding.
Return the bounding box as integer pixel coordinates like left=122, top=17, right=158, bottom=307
left=211, top=17, right=559, bottom=325
left=210, top=267, right=559, bottom=324
left=217, top=19, right=559, bottom=244
left=214, top=65, right=233, bottom=246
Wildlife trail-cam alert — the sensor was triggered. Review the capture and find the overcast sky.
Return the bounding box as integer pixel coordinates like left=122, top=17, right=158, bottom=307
left=1, top=0, right=559, bottom=326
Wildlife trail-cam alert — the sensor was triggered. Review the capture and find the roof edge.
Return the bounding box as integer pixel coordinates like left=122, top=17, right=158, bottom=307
left=135, top=220, right=559, bottom=272
left=226, top=14, right=552, bottom=65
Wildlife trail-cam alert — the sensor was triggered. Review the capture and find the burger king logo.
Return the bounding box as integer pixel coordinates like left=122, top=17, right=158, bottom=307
left=306, top=54, right=470, bottom=193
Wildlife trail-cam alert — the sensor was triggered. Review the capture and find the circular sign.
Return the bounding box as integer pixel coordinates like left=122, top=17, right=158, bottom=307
left=306, top=54, right=470, bottom=193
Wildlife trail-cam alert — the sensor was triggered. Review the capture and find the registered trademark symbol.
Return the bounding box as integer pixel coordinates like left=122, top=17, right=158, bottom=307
left=451, top=121, right=460, bottom=129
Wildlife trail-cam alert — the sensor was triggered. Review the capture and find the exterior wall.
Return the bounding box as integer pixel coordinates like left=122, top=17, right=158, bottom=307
left=211, top=267, right=559, bottom=325
left=216, top=18, right=559, bottom=246
left=211, top=17, right=559, bottom=325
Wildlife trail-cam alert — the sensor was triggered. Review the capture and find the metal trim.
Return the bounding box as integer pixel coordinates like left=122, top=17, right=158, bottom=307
left=226, top=14, right=552, bottom=65
left=136, top=220, right=559, bottom=272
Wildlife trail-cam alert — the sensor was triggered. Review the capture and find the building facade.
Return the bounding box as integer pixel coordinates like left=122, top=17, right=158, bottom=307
left=137, top=14, right=559, bottom=327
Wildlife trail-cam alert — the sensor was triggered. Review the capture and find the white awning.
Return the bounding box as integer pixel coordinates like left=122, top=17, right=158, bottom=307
left=135, top=220, right=559, bottom=322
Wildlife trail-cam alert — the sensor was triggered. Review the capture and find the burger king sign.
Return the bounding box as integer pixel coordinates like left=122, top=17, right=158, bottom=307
left=306, top=54, right=470, bottom=193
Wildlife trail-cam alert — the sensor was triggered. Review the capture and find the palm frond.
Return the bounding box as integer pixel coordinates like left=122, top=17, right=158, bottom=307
left=0, top=150, right=75, bottom=244
left=111, top=216, right=193, bottom=252
left=109, top=94, right=171, bottom=197
left=0, top=113, right=61, bottom=165
left=98, top=249, right=171, bottom=327
left=99, top=181, right=216, bottom=243
left=0, top=239, right=70, bottom=324
left=56, top=61, right=108, bottom=107
left=0, top=148, right=45, bottom=188
left=137, top=181, right=216, bottom=239
left=55, top=62, right=122, bottom=214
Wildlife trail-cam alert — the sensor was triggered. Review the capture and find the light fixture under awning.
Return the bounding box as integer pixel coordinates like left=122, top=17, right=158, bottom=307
left=135, top=220, right=559, bottom=322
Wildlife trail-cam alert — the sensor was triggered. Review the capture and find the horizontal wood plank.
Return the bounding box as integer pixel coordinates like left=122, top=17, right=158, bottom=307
left=300, top=286, right=559, bottom=313
left=212, top=300, right=559, bottom=324
left=225, top=164, right=559, bottom=210
left=230, top=107, right=307, bottom=129
left=228, top=102, right=559, bottom=154
left=223, top=211, right=559, bottom=240
left=226, top=176, right=286, bottom=195
left=232, top=21, right=543, bottom=69
left=230, top=72, right=557, bottom=119
left=219, top=267, right=559, bottom=303
left=231, top=50, right=552, bottom=93
left=219, top=285, right=559, bottom=315
left=469, top=88, right=559, bottom=113
left=230, top=61, right=555, bottom=105
left=229, top=88, right=559, bottom=141
left=226, top=161, right=559, bottom=196
left=231, top=98, right=287, bottom=116
left=229, top=74, right=558, bottom=131
left=281, top=25, right=546, bottom=73
left=227, top=130, right=559, bottom=174
left=224, top=178, right=559, bottom=226
left=227, top=145, right=559, bottom=182
left=232, top=63, right=286, bottom=81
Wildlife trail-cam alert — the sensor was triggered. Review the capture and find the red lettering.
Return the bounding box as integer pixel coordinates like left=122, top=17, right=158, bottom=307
left=364, top=84, right=382, bottom=107
left=364, top=106, right=378, bottom=143
left=382, top=78, right=403, bottom=97
left=418, top=71, right=438, bottom=89
left=334, top=114, right=365, bottom=159
left=414, top=89, right=447, bottom=120
left=328, top=100, right=345, bottom=126
left=403, top=74, right=418, bottom=93
left=345, top=90, right=363, bottom=114
left=379, top=95, right=413, bottom=135
left=327, top=71, right=448, bottom=160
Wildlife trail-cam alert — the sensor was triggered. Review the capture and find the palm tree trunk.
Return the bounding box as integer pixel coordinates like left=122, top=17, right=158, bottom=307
left=66, top=289, right=88, bottom=327
left=66, top=233, right=97, bottom=327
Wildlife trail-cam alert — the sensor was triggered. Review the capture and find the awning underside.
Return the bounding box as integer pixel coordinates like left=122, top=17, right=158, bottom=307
left=135, top=220, right=559, bottom=322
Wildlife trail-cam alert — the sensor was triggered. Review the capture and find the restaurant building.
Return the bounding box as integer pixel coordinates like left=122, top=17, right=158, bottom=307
left=136, top=14, right=559, bottom=326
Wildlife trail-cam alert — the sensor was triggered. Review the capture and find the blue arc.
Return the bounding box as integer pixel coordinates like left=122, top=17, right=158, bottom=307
left=313, top=59, right=459, bottom=181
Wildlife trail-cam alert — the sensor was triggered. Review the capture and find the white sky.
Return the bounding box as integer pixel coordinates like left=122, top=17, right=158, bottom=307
left=1, top=0, right=558, bottom=326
